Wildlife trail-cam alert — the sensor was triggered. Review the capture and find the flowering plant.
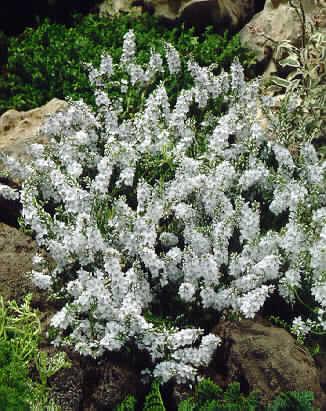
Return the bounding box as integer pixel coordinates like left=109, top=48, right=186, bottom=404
left=3, top=30, right=325, bottom=382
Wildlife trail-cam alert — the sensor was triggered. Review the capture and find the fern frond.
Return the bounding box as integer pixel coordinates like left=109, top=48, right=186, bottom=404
left=267, top=390, right=317, bottom=411
left=143, top=380, right=166, bottom=411
left=178, top=398, right=196, bottom=411
left=115, top=395, right=137, bottom=411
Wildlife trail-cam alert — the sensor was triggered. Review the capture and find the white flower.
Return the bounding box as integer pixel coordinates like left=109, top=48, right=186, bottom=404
left=279, top=269, right=301, bottom=302
left=31, top=270, right=52, bottom=290
left=165, top=43, right=181, bottom=75
left=0, top=183, right=19, bottom=201
left=312, top=282, right=326, bottom=308
left=1, top=155, right=31, bottom=180
left=281, top=220, right=306, bottom=256
left=272, top=143, right=295, bottom=171
left=230, top=59, right=245, bottom=94
left=253, top=255, right=280, bottom=281
left=120, top=30, right=136, bottom=65
left=239, top=202, right=260, bottom=243
left=239, top=160, right=269, bottom=191
left=146, top=51, right=164, bottom=79
left=179, top=282, right=196, bottom=302
left=292, top=316, right=311, bottom=339
left=239, top=285, right=274, bottom=318
left=67, top=161, right=83, bottom=179
left=50, top=307, right=73, bottom=330
left=118, top=167, right=135, bottom=187
left=32, top=254, right=46, bottom=266
left=100, top=53, right=113, bottom=77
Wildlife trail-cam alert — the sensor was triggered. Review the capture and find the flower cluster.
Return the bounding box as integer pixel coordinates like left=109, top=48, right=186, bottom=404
left=4, top=30, right=325, bottom=382
left=0, top=183, right=20, bottom=201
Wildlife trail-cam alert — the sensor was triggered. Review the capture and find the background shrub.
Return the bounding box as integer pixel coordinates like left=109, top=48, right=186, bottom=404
left=0, top=13, right=255, bottom=114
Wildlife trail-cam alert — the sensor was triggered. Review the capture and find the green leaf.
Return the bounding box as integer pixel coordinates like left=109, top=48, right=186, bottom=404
left=143, top=381, right=166, bottom=411
left=270, top=76, right=291, bottom=88
left=178, top=399, right=196, bottom=411
left=279, top=56, right=300, bottom=68
left=115, top=395, right=137, bottom=411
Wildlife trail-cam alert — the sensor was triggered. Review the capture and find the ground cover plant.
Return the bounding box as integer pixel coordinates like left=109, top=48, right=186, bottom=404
left=1, top=24, right=324, bottom=388
left=0, top=295, right=69, bottom=410
left=0, top=13, right=255, bottom=114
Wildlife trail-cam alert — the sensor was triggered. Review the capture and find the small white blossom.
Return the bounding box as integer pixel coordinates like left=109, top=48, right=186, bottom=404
left=31, top=270, right=52, bottom=290
left=165, top=43, right=181, bottom=75
left=292, top=316, right=311, bottom=339
left=179, top=282, right=196, bottom=302
left=239, top=202, right=260, bottom=243
left=0, top=183, right=19, bottom=201
left=239, top=285, right=274, bottom=318
left=120, top=30, right=136, bottom=65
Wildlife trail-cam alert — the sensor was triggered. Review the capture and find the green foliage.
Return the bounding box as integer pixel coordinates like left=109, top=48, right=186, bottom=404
left=194, top=378, right=223, bottom=403
left=0, top=294, right=70, bottom=410
left=0, top=13, right=255, bottom=113
left=178, top=400, right=196, bottom=411
left=115, top=394, right=137, bottom=411
left=0, top=340, right=31, bottom=410
left=116, top=379, right=319, bottom=411
left=0, top=294, right=41, bottom=364
left=136, top=149, right=177, bottom=188
left=267, top=391, right=317, bottom=411
left=178, top=379, right=259, bottom=411
left=268, top=316, right=291, bottom=333
left=143, top=380, right=166, bottom=411
left=0, top=294, right=40, bottom=410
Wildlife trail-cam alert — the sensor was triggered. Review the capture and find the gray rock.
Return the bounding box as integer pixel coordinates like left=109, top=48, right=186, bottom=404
left=213, top=319, right=325, bottom=408
left=0, top=98, right=67, bottom=186
left=99, top=0, right=256, bottom=32
left=180, top=0, right=255, bottom=32
left=240, top=0, right=326, bottom=74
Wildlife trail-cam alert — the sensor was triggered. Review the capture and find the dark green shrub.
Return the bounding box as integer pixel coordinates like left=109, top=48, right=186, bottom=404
left=0, top=13, right=255, bottom=113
